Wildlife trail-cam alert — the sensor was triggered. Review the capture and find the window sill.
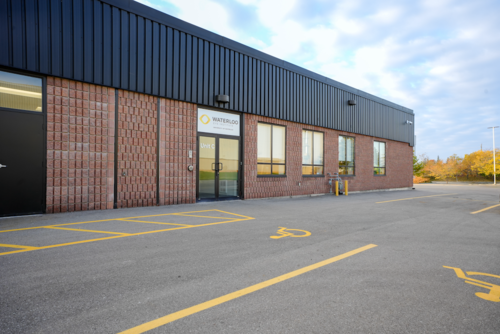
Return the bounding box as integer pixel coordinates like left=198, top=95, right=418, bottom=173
left=339, top=175, right=355, bottom=177
left=374, top=174, right=386, bottom=177
left=302, top=174, right=325, bottom=178
left=257, top=174, right=287, bottom=178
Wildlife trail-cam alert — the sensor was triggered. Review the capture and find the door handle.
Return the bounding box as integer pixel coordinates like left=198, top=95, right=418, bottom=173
left=219, top=163, right=223, bottom=171
left=211, top=163, right=216, bottom=171
left=0, top=164, right=6, bottom=168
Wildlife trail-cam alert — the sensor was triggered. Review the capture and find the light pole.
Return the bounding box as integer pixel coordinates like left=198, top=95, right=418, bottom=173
left=488, top=126, right=499, bottom=185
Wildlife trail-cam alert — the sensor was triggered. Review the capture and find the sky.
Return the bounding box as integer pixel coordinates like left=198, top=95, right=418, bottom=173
left=135, top=0, right=500, bottom=160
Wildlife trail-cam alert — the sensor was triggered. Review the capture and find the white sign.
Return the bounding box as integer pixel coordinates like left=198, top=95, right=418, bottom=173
left=197, top=109, right=240, bottom=136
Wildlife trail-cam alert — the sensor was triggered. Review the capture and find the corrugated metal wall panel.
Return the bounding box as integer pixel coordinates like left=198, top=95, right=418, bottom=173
left=1, top=0, right=414, bottom=145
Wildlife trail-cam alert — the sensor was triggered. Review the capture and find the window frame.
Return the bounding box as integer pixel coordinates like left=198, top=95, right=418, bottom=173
left=257, top=122, right=287, bottom=177
left=339, top=135, right=355, bottom=176
left=0, top=67, right=45, bottom=115
left=301, top=129, right=324, bottom=177
left=373, top=140, right=386, bottom=176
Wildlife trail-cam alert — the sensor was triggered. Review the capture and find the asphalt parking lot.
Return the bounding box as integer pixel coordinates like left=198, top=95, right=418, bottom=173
left=1, top=184, right=499, bottom=334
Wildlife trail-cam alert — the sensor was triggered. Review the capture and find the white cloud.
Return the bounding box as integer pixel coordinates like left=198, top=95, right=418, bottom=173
left=140, top=0, right=500, bottom=159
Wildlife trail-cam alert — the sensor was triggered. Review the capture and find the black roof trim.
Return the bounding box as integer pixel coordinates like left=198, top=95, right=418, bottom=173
left=101, top=0, right=414, bottom=115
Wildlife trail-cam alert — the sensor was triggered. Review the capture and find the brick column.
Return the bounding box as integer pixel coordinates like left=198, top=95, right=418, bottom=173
left=46, top=77, right=115, bottom=213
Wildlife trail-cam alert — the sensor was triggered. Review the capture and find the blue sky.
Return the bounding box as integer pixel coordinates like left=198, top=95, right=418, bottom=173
left=136, top=0, right=500, bottom=160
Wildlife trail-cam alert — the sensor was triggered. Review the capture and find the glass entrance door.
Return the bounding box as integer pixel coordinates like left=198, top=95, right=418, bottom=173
left=198, top=135, right=240, bottom=201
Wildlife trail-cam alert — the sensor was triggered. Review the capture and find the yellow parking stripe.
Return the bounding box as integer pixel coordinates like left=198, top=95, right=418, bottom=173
left=43, top=226, right=131, bottom=235
left=471, top=203, right=500, bottom=214
left=117, top=219, right=194, bottom=227
left=376, top=193, right=457, bottom=203
left=0, top=210, right=254, bottom=257
left=214, top=209, right=253, bottom=219
left=118, top=244, right=378, bottom=334
left=0, top=243, right=38, bottom=250
left=171, top=213, right=235, bottom=219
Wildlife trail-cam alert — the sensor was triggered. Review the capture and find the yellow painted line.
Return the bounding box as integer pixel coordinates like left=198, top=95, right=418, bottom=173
left=118, top=244, right=377, bottom=334
left=0, top=243, right=38, bottom=250
left=0, top=218, right=119, bottom=232
left=191, top=218, right=252, bottom=228
left=0, top=249, right=34, bottom=256
left=118, top=219, right=195, bottom=227
left=43, top=226, right=131, bottom=235
left=130, top=226, right=193, bottom=236
left=0, top=211, right=254, bottom=257
left=214, top=209, right=253, bottom=219
left=471, top=203, right=500, bottom=214
left=171, top=213, right=235, bottom=219
left=376, top=193, right=458, bottom=204
left=124, top=210, right=220, bottom=219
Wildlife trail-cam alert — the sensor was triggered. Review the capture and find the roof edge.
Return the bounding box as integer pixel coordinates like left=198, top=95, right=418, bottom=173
left=101, top=0, right=414, bottom=115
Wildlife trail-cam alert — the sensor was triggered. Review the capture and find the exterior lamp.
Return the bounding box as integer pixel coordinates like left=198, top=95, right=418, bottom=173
left=216, top=94, right=229, bottom=103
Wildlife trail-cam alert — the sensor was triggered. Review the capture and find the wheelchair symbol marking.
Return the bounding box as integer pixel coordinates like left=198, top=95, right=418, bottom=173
left=270, top=227, right=311, bottom=239
left=444, top=266, right=500, bottom=302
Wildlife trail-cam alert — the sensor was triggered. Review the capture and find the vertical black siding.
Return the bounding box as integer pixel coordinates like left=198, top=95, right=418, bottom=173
left=1, top=0, right=414, bottom=146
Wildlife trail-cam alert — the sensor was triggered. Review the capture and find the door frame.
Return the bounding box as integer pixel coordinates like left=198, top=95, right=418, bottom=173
left=196, top=133, right=241, bottom=201
left=0, top=66, right=47, bottom=216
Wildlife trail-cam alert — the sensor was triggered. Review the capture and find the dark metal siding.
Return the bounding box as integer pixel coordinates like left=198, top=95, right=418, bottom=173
left=0, top=0, right=414, bottom=146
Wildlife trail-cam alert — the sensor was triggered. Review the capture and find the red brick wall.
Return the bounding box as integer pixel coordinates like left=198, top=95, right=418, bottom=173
left=46, top=77, right=115, bottom=213
left=116, top=91, right=157, bottom=208
left=159, top=100, right=197, bottom=205
left=46, top=77, right=411, bottom=212
left=244, top=114, right=412, bottom=199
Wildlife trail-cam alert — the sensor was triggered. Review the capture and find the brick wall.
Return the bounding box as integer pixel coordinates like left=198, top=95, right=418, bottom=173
left=244, top=114, right=412, bottom=199
left=46, top=77, right=115, bottom=213
left=159, top=100, right=197, bottom=205
left=46, top=77, right=411, bottom=212
left=116, top=91, right=158, bottom=208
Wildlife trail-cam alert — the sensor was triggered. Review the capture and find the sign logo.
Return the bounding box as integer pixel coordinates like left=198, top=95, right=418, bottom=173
left=199, top=114, right=211, bottom=125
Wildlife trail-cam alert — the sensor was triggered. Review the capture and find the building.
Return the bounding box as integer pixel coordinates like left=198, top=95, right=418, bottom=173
left=0, top=0, right=415, bottom=216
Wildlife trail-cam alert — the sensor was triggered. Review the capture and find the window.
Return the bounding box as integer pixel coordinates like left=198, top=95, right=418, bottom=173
left=302, top=130, right=323, bottom=175
left=257, top=123, right=286, bottom=175
left=339, top=136, right=355, bottom=175
left=0, top=70, right=42, bottom=112
left=374, top=141, right=386, bottom=175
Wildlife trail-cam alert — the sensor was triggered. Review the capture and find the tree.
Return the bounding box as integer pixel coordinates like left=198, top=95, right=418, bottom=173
left=413, top=150, right=425, bottom=176
left=445, top=154, right=463, bottom=182
left=423, top=159, right=446, bottom=181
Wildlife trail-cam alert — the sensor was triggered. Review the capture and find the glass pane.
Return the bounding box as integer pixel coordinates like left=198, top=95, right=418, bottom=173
left=302, top=130, right=313, bottom=164
left=347, top=167, right=355, bottom=175
left=339, top=167, right=347, bottom=175
left=272, top=164, right=285, bottom=175
left=199, top=136, right=216, bottom=199
left=339, top=136, right=346, bottom=162
left=314, top=166, right=323, bottom=175
left=313, top=132, right=323, bottom=165
left=374, top=142, right=379, bottom=167
left=219, top=138, right=239, bottom=198
left=302, top=166, right=313, bottom=175
left=257, top=123, right=271, bottom=163
left=380, top=142, right=386, bottom=167
left=257, top=164, right=271, bottom=175
left=0, top=71, right=42, bottom=112
left=272, top=125, right=286, bottom=164
left=380, top=168, right=386, bottom=175
left=346, top=137, right=354, bottom=163
left=374, top=167, right=380, bottom=175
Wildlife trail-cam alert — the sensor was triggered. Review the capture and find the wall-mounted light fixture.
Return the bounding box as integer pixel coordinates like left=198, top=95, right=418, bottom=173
left=216, top=94, right=229, bottom=103
left=405, top=120, right=413, bottom=125
left=348, top=100, right=356, bottom=105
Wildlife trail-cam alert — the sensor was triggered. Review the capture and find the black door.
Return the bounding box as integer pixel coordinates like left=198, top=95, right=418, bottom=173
left=197, top=135, right=240, bottom=201
left=0, top=109, right=45, bottom=216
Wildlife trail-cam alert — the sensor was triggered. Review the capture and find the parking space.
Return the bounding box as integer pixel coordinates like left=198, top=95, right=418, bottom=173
left=0, top=184, right=499, bottom=333
left=0, top=210, right=254, bottom=256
